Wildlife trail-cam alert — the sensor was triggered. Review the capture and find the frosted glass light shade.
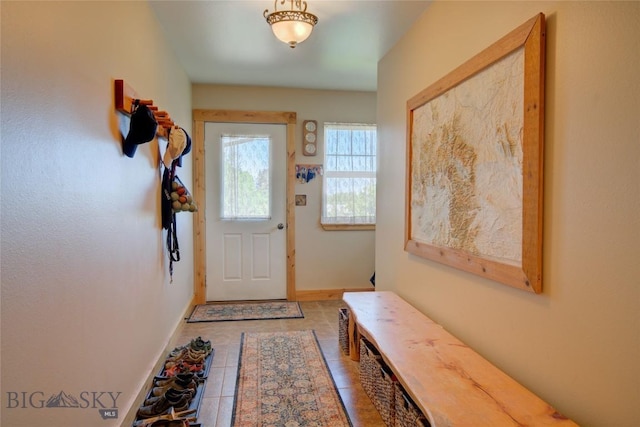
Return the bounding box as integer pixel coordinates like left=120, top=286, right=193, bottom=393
left=264, top=2, right=318, bottom=49
left=271, top=20, right=314, bottom=47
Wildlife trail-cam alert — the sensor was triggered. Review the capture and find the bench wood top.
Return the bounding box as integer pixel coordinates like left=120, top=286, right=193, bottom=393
left=343, top=291, right=577, bottom=427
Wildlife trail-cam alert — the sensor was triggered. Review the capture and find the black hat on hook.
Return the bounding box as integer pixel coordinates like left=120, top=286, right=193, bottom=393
left=123, top=101, right=158, bottom=158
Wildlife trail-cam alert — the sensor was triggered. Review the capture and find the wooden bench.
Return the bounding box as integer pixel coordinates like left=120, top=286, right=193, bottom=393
left=343, top=291, right=577, bottom=426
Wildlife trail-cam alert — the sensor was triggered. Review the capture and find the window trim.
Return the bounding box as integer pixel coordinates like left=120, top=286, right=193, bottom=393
left=320, top=223, right=375, bottom=231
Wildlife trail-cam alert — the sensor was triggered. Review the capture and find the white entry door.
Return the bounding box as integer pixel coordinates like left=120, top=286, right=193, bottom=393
left=205, top=122, right=287, bottom=301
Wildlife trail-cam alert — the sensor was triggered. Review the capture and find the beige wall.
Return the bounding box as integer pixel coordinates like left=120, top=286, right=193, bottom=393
left=1, top=2, right=193, bottom=426
left=193, top=85, right=377, bottom=292
left=377, top=2, right=639, bottom=426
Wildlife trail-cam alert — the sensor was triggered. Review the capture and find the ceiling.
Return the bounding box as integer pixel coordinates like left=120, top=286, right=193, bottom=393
left=149, top=1, right=432, bottom=92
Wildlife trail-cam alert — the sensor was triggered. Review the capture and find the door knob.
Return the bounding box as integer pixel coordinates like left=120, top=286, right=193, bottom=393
left=277, top=223, right=285, bottom=230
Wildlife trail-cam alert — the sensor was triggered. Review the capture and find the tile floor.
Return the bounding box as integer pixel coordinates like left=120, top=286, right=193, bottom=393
left=176, top=299, right=385, bottom=427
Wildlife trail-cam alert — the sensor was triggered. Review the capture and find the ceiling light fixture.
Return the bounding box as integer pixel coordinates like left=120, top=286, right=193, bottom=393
left=264, top=0, right=318, bottom=49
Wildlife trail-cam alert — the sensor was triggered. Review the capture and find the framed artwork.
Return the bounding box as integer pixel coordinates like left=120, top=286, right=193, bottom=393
left=405, top=14, right=546, bottom=293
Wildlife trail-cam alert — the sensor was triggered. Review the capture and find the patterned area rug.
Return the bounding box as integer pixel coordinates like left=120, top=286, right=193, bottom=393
left=187, top=301, right=304, bottom=323
left=232, top=330, right=352, bottom=427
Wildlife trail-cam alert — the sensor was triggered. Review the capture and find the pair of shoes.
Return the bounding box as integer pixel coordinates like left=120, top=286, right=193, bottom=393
left=163, top=364, right=183, bottom=377
left=163, top=361, right=204, bottom=377
left=168, top=345, right=188, bottom=358
left=184, top=362, right=204, bottom=374
left=165, top=349, right=205, bottom=367
left=137, top=392, right=190, bottom=419
left=166, top=337, right=212, bottom=363
left=151, top=377, right=197, bottom=397
left=165, top=348, right=187, bottom=363
left=154, top=373, right=195, bottom=387
left=187, top=348, right=207, bottom=362
left=189, top=336, right=212, bottom=355
left=144, top=388, right=194, bottom=407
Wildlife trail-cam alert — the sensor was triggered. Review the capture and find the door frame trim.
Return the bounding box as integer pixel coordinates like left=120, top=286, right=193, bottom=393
left=192, top=109, right=297, bottom=304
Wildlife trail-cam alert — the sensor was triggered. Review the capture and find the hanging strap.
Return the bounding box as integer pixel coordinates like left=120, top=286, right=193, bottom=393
left=167, top=212, right=180, bottom=282
left=165, top=161, right=180, bottom=282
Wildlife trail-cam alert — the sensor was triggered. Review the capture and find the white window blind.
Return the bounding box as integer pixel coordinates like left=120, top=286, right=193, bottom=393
left=322, top=123, right=377, bottom=225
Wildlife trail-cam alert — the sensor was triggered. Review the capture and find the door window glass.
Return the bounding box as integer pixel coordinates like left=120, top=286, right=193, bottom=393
left=221, top=134, right=271, bottom=219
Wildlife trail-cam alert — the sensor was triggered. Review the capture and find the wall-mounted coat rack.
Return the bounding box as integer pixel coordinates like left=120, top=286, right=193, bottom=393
left=114, top=79, right=175, bottom=139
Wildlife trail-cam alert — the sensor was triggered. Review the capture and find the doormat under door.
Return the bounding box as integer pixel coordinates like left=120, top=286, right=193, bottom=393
left=187, top=301, right=304, bottom=323
left=231, top=330, right=352, bottom=427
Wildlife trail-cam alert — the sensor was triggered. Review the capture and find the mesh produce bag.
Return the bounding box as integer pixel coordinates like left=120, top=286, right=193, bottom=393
left=168, top=175, right=197, bottom=213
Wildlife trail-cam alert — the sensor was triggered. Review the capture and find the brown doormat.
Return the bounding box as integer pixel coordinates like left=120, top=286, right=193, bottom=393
left=231, top=330, right=352, bottom=427
left=187, top=301, right=303, bottom=323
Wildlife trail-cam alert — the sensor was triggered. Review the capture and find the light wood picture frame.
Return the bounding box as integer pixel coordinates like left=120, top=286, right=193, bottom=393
left=405, top=14, right=546, bottom=293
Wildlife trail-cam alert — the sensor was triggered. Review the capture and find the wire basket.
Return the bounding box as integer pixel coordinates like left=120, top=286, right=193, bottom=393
left=394, top=382, right=431, bottom=427
left=338, top=308, right=350, bottom=355
left=360, top=338, right=396, bottom=426
left=373, top=361, right=397, bottom=426
left=359, top=338, right=382, bottom=397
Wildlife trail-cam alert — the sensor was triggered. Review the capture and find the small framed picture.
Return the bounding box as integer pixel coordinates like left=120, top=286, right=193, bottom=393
left=295, top=195, right=307, bottom=206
